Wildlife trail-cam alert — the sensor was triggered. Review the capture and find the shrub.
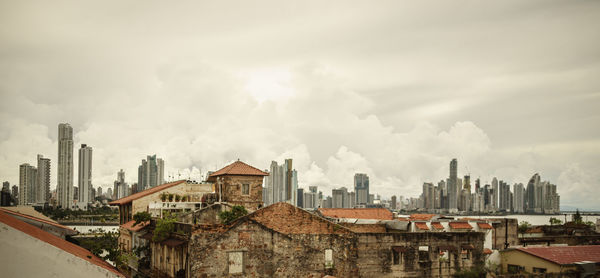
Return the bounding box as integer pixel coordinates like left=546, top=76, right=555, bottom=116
left=218, top=205, right=248, bottom=225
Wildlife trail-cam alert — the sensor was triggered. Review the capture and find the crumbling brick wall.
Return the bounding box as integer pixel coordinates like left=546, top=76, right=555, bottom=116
left=188, top=219, right=359, bottom=277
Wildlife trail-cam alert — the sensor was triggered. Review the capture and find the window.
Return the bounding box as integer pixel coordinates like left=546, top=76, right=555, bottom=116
left=507, top=264, right=524, bottom=274
left=533, top=267, right=547, bottom=273
left=391, top=247, right=403, bottom=265
left=325, top=249, right=333, bottom=268
left=242, top=184, right=250, bottom=195
left=461, top=249, right=470, bottom=260
left=228, top=251, right=244, bottom=274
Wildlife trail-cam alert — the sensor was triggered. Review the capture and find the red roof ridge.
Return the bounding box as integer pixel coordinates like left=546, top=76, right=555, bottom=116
left=208, top=160, right=268, bottom=180
left=0, top=211, right=124, bottom=277
left=109, top=180, right=187, bottom=205
left=121, top=220, right=150, bottom=232
left=318, top=208, right=394, bottom=220
left=0, top=207, right=75, bottom=232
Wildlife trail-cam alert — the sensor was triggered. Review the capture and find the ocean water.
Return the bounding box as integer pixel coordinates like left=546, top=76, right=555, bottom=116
left=68, top=225, right=119, bottom=234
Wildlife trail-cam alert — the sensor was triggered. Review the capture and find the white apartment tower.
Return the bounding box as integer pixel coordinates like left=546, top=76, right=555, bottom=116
left=77, top=144, right=93, bottom=210
left=57, top=123, right=74, bottom=209
left=19, top=163, right=37, bottom=205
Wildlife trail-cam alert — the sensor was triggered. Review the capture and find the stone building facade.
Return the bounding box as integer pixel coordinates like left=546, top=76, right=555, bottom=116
left=206, top=160, right=269, bottom=211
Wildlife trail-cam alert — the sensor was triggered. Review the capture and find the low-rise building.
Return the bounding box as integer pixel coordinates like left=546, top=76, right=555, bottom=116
left=500, top=245, right=600, bottom=275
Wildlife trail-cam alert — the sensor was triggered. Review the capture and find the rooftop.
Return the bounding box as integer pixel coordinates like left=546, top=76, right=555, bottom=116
left=477, top=223, right=493, bottom=229
left=0, top=207, right=76, bottom=234
left=449, top=222, right=473, bottom=230
left=415, top=222, right=429, bottom=230
left=207, top=160, right=269, bottom=181
left=0, top=211, right=123, bottom=277
left=409, top=214, right=438, bottom=221
left=513, top=245, right=600, bottom=265
left=249, top=202, right=351, bottom=234
left=318, top=208, right=394, bottom=220
left=120, top=220, right=150, bottom=232
left=109, top=180, right=186, bottom=205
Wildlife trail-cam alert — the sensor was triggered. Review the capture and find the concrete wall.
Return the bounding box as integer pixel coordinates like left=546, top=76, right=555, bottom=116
left=189, top=220, right=358, bottom=278
left=0, top=222, right=121, bottom=278
left=492, top=219, right=519, bottom=249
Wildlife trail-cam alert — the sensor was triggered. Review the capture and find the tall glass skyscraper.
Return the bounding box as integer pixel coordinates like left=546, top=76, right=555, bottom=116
left=57, top=123, right=74, bottom=209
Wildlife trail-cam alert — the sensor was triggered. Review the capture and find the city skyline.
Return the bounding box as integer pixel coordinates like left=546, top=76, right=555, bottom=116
left=1, top=1, right=599, bottom=210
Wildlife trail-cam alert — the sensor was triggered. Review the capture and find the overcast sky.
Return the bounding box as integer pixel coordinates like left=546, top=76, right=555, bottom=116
left=1, top=0, right=599, bottom=209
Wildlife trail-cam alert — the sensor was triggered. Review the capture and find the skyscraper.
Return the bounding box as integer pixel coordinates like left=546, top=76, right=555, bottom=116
left=513, top=183, right=525, bottom=213
left=36, top=155, right=51, bottom=203
left=19, top=163, right=37, bottom=205
left=354, top=173, right=369, bottom=205
left=499, top=180, right=510, bottom=211
left=137, top=155, right=165, bottom=191
left=97, top=186, right=103, bottom=198
left=57, top=123, right=74, bottom=209
left=115, top=169, right=128, bottom=199
left=491, top=177, right=499, bottom=211
left=77, top=144, right=93, bottom=210
left=447, top=159, right=458, bottom=211
left=263, top=159, right=298, bottom=206
left=526, top=173, right=540, bottom=213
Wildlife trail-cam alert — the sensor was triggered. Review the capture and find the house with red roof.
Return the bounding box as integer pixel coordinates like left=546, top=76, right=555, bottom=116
left=0, top=211, right=124, bottom=277
left=501, top=245, right=600, bottom=275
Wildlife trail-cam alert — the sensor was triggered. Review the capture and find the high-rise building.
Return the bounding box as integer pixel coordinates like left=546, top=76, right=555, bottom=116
left=526, top=173, right=540, bottom=213
left=491, top=177, right=499, bottom=211
left=137, top=155, right=165, bottom=191
left=11, top=185, right=19, bottom=205
left=57, top=123, right=74, bottom=209
left=19, top=163, right=37, bottom=205
left=447, top=159, right=458, bottom=211
left=77, top=144, right=93, bottom=210
left=114, top=169, right=128, bottom=200
left=354, top=173, right=369, bottom=205
left=97, top=186, right=102, bottom=198
left=106, top=187, right=113, bottom=199
left=36, top=155, right=51, bottom=203
left=332, top=187, right=349, bottom=208
left=499, top=180, right=511, bottom=211
left=391, top=195, right=397, bottom=210
left=303, top=186, right=318, bottom=209
left=297, top=188, right=304, bottom=208
left=2, top=181, right=9, bottom=193
left=512, top=183, right=525, bottom=213
left=422, top=182, right=434, bottom=210
left=263, top=159, right=298, bottom=206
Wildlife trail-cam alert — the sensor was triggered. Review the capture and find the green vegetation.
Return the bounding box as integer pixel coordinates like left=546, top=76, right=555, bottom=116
left=36, top=206, right=118, bottom=221
left=133, top=211, right=152, bottom=227
left=549, top=217, right=562, bottom=226
left=573, top=209, right=583, bottom=223
left=518, top=221, right=531, bottom=238
left=76, top=229, right=124, bottom=266
left=153, top=214, right=176, bottom=242
left=218, top=205, right=248, bottom=225
left=452, top=265, right=486, bottom=278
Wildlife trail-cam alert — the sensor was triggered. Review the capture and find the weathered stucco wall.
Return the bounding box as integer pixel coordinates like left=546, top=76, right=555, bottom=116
left=219, top=175, right=264, bottom=211
left=0, top=222, right=122, bottom=277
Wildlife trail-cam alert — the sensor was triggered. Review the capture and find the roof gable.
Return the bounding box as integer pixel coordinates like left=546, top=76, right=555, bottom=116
left=109, top=180, right=186, bottom=205
left=207, top=160, right=268, bottom=181
left=249, top=202, right=351, bottom=234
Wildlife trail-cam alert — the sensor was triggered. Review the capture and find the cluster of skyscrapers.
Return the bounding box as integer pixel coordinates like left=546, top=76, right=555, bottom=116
left=262, top=159, right=298, bottom=206
left=7, top=123, right=167, bottom=210
left=416, top=158, right=560, bottom=214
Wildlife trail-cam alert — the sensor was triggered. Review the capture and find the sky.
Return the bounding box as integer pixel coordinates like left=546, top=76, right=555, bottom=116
left=1, top=0, right=599, bottom=210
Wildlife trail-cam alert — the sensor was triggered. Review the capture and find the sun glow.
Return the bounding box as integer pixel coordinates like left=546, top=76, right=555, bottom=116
left=243, top=69, right=294, bottom=103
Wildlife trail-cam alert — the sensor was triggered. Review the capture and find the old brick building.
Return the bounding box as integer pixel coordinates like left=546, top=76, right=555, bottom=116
left=206, top=160, right=269, bottom=211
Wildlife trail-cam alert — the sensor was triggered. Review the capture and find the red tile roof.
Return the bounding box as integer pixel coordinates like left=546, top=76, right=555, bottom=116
left=0, top=207, right=76, bottom=234
left=120, top=220, right=150, bottom=232
left=431, top=222, right=445, bottom=229
left=483, top=248, right=493, bottom=255
left=477, top=223, right=493, bottom=229
left=515, top=245, right=600, bottom=265
left=449, top=222, right=473, bottom=229
left=0, top=211, right=124, bottom=277
left=318, top=208, right=394, bottom=220
left=207, top=160, right=268, bottom=181
left=415, top=222, right=429, bottom=230
left=109, top=180, right=186, bottom=205
left=409, top=214, right=437, bottom=221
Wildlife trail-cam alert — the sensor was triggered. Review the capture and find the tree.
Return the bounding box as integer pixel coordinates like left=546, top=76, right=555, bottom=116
left=573, top=209, right=583, bottom=224
left=133, top=211, right=151, bottom=227
left=153, top=214, right=176, bottom=242
left=549, top=217, right=562, bottom=226
left=218, top=205, right=248, bottom=225
left=518, top=221, right=531, bottom=238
